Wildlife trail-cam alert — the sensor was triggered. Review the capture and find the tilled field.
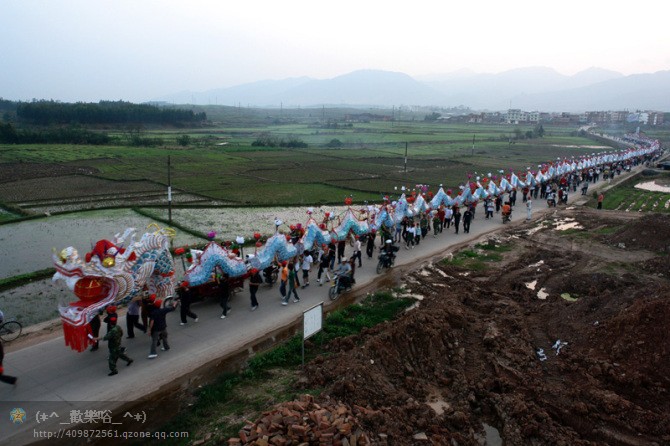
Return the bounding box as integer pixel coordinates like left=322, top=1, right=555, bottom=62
left=0, top=162, right=220, bottom=213
left=234, top=210, right=670, bottom=445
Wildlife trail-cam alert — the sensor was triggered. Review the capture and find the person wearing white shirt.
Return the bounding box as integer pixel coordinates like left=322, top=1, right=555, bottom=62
left=444, top=208, right=453, bottom=228
left=300, top=252, right=313, bottom=288
left=352, top=237, right=362, bottom=267
left=405, top=225, right=416, bottom=249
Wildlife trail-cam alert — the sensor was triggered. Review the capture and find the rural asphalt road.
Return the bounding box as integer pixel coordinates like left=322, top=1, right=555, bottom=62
left=0, top=167, right=639, bottom=445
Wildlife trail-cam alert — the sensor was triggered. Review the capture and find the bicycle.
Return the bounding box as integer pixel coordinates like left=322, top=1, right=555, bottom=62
left=0, top=318, right=22, bottom=342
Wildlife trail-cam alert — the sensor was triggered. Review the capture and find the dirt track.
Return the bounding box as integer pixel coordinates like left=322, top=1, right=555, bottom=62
left=241, top=209, right=670, bottom=445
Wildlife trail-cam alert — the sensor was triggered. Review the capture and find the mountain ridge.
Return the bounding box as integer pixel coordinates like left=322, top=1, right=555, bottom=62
left=155, top=67, right=669, bottom=112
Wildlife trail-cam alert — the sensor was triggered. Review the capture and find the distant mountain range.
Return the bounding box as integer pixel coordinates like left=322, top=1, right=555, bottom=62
left=156, top=67, right=670, bottom=112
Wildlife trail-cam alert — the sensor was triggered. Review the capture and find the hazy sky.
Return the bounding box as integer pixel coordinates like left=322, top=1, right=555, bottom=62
left=2, top=0, right=668, bottom=103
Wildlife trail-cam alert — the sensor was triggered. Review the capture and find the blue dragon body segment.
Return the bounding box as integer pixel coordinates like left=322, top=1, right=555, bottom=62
left=247, top=234, right=298, bottom=271
left=373, top=208, right=394, bottom=232
left=184, top=242, right=248, bottom=286
left=332, top=209, right=370, bottom=241
left=300, top=220, right=331, bottom=251
left=430, top=187, right=455, bottom=208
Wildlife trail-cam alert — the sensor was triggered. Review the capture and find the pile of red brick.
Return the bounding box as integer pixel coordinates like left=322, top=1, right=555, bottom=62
left=228, top=394, right=371, bottom=446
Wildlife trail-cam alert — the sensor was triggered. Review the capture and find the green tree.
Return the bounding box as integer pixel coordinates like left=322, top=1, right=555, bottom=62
left=326, top=138, right=343, bottom=148
left=0, top=122, right=19, bottom=143
left=176, top=134, right=191, bottom=146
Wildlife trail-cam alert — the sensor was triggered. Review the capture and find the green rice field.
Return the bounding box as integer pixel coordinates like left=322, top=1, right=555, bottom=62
left=0, top=121, right=629, bottom=208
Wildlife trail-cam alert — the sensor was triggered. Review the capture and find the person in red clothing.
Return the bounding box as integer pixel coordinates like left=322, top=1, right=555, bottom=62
left=103, top=305, right=118, bottom=334
left=0, top=340, right=18, bottom=385
left=597, top=192, right=604, bottom=209
left=437, top=207, right=446, bottom=233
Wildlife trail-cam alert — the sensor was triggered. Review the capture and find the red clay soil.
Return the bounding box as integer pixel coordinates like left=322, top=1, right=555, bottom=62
left=290, top=209, right=670, bottom=446
left=229, top=209, right=669, bottom=445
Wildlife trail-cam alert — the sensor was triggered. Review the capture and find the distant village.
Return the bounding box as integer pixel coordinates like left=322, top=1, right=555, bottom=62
left=343, top=108, right=666, bottom=127
left=464, top=109, right=665, bottom=126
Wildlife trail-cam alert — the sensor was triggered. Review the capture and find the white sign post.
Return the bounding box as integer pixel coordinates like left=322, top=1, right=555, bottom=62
left=302, top=302, right=323, bottom=365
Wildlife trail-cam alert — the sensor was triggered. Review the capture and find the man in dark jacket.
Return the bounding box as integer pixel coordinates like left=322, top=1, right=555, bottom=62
left=453, top=207, right=462, bottom=234
left=463, top=208, right=473, bottom=234
left=365, top=232, right=376, bottom=258
left=248, top=269, right=262, bottom=311
left=218, top=276, right=231, bottom=319
left=147, top=299, right=176, bottom=358
left=177, top=281, right=198, bottom=325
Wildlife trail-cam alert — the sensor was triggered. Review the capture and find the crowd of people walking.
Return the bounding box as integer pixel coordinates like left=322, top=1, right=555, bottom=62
left=54, top=154, right=656, bottom=377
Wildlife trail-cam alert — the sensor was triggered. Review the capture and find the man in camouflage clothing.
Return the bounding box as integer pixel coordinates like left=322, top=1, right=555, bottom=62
left=99, top=317, right=133, bottom=376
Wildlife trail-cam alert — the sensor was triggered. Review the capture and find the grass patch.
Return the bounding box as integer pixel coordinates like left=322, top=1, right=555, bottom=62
left=131, top=207, right=209, bottom=240
left=593, top=226, right=622, bottom=235
left=599, top=170, right=670, bottom=213
left=558, top=228, right=588, bottom=237
left=442, top=243, right=511, bottom=271
left=146, top=291, right=414, bottom=445
left=0, top=268, right=55, bottom=293
left=474, top=242, right=513, bottom=253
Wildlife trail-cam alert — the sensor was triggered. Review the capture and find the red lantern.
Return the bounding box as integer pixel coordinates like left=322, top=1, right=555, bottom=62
left=174, top=247, right=185, bottom=255
left=74, top=277, right=109, bottom=302
left=406, top=196, right=415, bottom=204
left=290, top=225, right=296, bottom=231
left=344, top=197, right=353, bottom=206
left=285, top=234, right=291, bottom=241
left=253, top=232, right=261, bottom=240
left=319, top=223, right=326, bottom=230
left=255, top=241, right=263, bottom=248
left=325, top=212, right=330, bottom=218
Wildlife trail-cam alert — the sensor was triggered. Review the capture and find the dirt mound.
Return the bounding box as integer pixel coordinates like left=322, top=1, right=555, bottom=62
left=604, top=213, right=670, bottom=253
left=298, top=209, right=670, bottom=445
left=230, top=394, right=373, bottom=446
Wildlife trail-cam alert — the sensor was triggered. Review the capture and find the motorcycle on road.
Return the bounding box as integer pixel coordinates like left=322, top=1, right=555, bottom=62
left=376, top=251, right=395, bottom=274
left=329, top=274, right=353, bottom=300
